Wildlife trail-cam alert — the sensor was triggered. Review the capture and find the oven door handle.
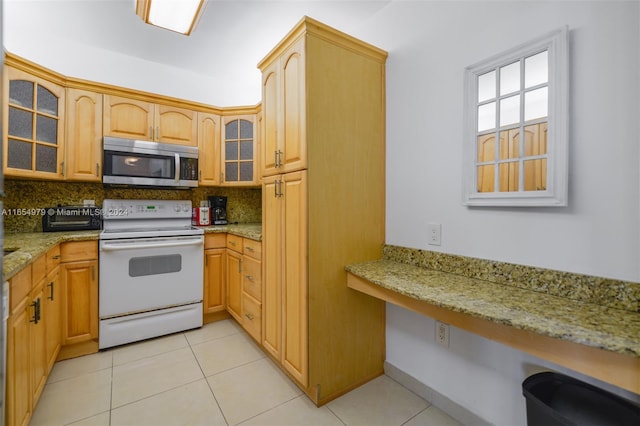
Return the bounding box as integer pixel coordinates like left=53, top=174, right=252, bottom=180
left=101, top=238, right=203, bottom=251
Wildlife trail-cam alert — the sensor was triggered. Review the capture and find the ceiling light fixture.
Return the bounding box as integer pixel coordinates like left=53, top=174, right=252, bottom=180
left=136, top=0, right=207, bottom=36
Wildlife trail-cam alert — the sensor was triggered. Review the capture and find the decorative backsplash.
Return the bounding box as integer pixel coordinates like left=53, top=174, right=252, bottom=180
left=3, top=179, right=262, bottom=233
left=383, top=245, right=640, bottom=313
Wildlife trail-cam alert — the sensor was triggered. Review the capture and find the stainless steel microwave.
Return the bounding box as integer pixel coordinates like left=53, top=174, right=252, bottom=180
left=102, top=137, right=198, bottom=188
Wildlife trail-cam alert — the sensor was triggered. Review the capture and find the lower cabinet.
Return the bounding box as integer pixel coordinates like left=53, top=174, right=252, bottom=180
left=226, top=235, right=243, bottom=322
left=6, top=245, right=61, bottom=426
left=7, top=267, right=33, bottom=426
left=224, top=234, right=262, bottom=343
left=59, top=241, right=99, bottom=359
left=203, top=234, right=227, bottom=319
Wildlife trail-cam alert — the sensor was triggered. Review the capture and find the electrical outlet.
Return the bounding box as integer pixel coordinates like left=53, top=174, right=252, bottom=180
left=428, top=223, right=441, bottom=246
left=435, top=321, right=449, bottom=348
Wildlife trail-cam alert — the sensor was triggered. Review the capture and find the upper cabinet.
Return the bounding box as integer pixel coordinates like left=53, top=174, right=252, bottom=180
left=261, top=37, right=306, bottom=177
left=3, top=66, right=65, bottom=179
left=65, top=88, right=103, bottom=181
left=103, top=94, right=198, bottom=146
left=197, top=112, right=222, bottom=186
left=221, top=114, right=259, bottom=186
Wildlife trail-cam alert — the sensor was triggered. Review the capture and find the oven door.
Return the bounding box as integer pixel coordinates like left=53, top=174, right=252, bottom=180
left=99, top=235, right=204, bottom=318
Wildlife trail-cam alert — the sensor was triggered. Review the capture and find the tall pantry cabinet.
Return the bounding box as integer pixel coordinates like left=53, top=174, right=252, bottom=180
left=258, top=16, right=387, bottom=405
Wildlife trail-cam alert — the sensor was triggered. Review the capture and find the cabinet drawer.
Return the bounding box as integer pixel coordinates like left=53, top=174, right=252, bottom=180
left=226, top=234, right=243, bottom=253
left=242, top=257, right=261, bottom=301
left=205, top=233, right=226, bottom=249
left=242, top=294, right=261, bottom=342
left=243, top=239, right=262, bottom=260
left=60, top=241, right=98, bottom=262
left=46, top=245, right=61, bottom=273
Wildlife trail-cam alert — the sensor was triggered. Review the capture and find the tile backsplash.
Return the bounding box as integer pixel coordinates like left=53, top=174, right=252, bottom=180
left=4, top=179, right=262, bottom=233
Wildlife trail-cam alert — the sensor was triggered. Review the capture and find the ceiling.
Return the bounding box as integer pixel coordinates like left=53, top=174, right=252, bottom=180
left=4, top=0, right=392, bottom=105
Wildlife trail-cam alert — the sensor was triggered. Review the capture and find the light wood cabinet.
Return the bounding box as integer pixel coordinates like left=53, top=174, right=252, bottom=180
left=60, top=241, right=98, bottom=348
left=6, top=267, right=33, bottom=426
left=197, top=112, right=222, bottom=186
left=261, top=37, right=306, bottom=177
left=226, top=234, right=243, bottom=322
left=3, top=65, right=65, bottom=180
left=221, top=115, right=259, bottom=186
left=241, top=238, right=262, bottom=343
left=44, top=246, right=62, bottom=372
left=262, top=171, right=308, bottom=385
left=65, top=88, right=103, bottom=181
left=258, top=17, right=387, bottom=405
left=203, top=234, right=226, bottom=317
left=6, top=245, right=60, bottom=426
left=103, top=94, right=197, bottom=146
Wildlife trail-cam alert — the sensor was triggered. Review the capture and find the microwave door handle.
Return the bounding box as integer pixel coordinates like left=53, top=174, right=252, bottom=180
left=175, top=153, right=180, bottom=183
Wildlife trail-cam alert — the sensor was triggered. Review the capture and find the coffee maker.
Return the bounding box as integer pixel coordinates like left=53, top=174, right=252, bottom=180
left=208, top=196, right=228, bottom=225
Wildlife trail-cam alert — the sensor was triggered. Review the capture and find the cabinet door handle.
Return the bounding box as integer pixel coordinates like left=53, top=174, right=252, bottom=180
left=156, top=126, right=159, bottom=141
left=96, top=163, right=100, bottom=177
left=30, top=300, right=38, bottom=324
left=91, top=265, right=96, bottom=280
left=238, top=259, right=242, bottom=273
left=245, top=275, right=254, bottom=282
left=48, top=281, right=55, bottom=301
left=149, top=126, right=153, bottom=139
left=60, top=161, right=66, bottom=177
left=244, top=313, right=254, bottom=321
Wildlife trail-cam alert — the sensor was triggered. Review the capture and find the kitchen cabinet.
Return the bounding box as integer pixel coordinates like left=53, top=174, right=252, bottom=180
left=261, top=37, right=306, bottom=177
left=258, top=17, right=387, bottom=404
left=6, top=245, right=61, bottom=426
left=103, top=94, right=198, bottom=146
left=3, top=65, right=65, bottom=179
left=226, top=234, right=243, bottom=322
left=240, top=238, right=262, bottom=343
left=59, top=241, right=98, bottom=357
left=44, top=246, right=62, bottom=372
left=203, top=234, right=226, bottom=320
left=197, top=112, right=222, bottom=186
left=6, top=267, right=33, bottom=426
left=65, top=88, right=103, bottom=181
left=262, top=171, right=308, bottom=386
left=221, top=115, right=259, bottom=186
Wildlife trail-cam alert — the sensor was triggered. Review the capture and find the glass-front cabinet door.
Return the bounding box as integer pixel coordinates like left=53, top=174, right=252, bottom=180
left=221, top=114, right=258, bottom=186
left=4, top=66, right=65, bottom=179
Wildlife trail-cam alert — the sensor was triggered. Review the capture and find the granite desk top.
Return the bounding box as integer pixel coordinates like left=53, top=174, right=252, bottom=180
left=346, top=259, right=640, bottom=357
left=3, top=223, right=262, bottom=281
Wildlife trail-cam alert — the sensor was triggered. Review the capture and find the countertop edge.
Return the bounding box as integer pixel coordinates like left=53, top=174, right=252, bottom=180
left=345, top=259, right=640, bottom=358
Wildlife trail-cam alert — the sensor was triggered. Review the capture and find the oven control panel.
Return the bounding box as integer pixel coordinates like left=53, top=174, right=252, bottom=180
left=103, top=199, right=192, bottom=219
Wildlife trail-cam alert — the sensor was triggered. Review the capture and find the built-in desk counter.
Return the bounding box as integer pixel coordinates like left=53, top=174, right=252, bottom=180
left=346, top=245, right=640, bottom=395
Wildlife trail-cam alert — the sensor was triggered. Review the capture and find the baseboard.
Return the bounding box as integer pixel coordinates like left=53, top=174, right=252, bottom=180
left=384, top=361, right=491, bottom=426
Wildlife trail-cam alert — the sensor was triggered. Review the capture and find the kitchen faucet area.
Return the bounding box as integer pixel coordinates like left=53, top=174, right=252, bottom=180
left=1, top=1, right=639, bottom=425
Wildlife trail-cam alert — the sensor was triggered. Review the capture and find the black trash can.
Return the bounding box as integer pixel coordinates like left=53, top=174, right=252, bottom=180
left=522, top=372, right=640, bottom=426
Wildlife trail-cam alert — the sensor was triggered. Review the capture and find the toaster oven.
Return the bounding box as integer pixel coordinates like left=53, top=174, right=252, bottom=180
left=42, top=206, right=102, bottom=232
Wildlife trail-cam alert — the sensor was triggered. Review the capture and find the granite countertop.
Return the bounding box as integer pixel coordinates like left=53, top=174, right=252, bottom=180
left=346, top=259, right=640, bottom=357
left=3, top=223, right=262, bottom=281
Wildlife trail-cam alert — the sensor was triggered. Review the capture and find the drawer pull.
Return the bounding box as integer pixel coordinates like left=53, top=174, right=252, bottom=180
left=245, top=246, right=254, bottom=252
left=245, top=275, right=254, bottom=282
left=51, top=254, right=61, bottom=260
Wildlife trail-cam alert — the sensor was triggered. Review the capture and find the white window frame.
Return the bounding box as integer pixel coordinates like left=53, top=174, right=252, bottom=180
left=462, top=26, right=569, bottom=207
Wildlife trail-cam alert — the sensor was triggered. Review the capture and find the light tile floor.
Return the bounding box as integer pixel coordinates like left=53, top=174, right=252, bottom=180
left=31, top=320, right=461, bottom=426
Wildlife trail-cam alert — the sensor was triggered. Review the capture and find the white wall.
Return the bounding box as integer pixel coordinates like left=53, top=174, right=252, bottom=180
left=353, top=1, right=640, bottom=425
